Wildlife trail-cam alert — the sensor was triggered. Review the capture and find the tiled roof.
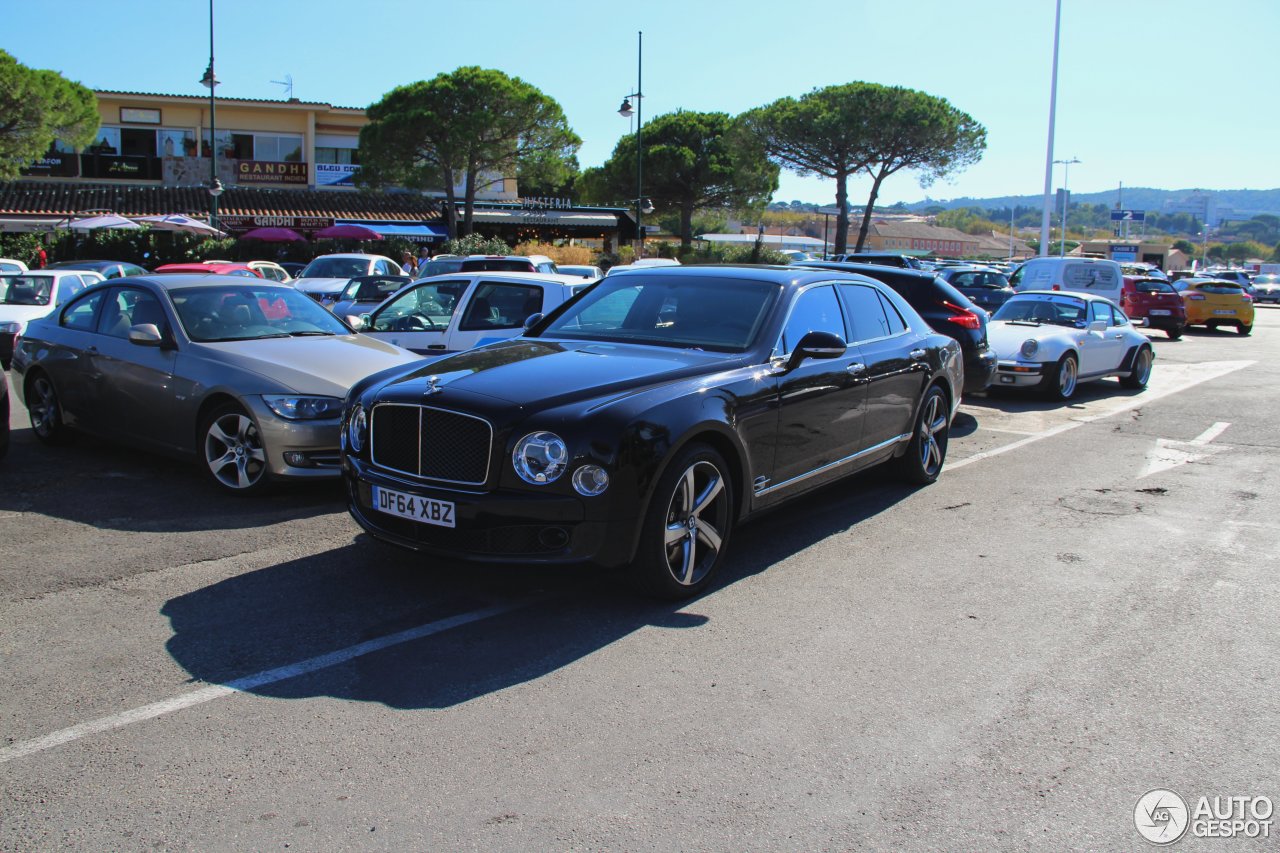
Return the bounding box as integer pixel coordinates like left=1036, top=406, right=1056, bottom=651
left=868, top=221, right=977, bottom=243
left=0, top=182, right=440, bottom=221
left=97, top=90, right=365, bottom=111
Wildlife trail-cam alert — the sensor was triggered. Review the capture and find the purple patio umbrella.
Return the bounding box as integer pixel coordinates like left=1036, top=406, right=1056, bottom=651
left=313, top=223, right=384, bottom=240
left=240, top=226, right=307, bottom=242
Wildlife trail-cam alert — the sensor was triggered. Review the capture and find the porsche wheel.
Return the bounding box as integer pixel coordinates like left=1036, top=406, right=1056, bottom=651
left=1041, top=352, right=1078, bottom=401
left=1120, top=345, right=1153, bottom=389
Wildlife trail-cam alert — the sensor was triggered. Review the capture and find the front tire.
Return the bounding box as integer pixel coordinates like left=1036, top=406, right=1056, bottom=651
left=631, top=443, right=734, bottom=599
left=895, top=384, right=949, bottom=485
left=1041, top=352, right=1078, bottom=401
left=1120, top=345, right=1153, bottom=389
left=27, top=372, right=73, bottom=445
left=199, top=402, right=270, bottom=494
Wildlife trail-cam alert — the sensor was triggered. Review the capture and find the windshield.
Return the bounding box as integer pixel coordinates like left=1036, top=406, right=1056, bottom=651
left=534, top=275, right=778, bottom=352
left=300, top=257, right=373, bottom=279
left=170, top=284, right=351, bottom=342
left=1197, top=282, right=1244, bottom=294
left=992, top=295, right=1087, bottom=327
left=418, top=259, right=464, bottom=277
left=1256, top=275, right=1279, bottom=285
left=458, top=259, right=534, bottom=272
left=0, top=262, right=24, bottom=274
left=0, top=274, right=54, bottom=306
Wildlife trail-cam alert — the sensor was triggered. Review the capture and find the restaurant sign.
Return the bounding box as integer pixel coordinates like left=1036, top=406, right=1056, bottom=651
left=236, top=161, right=309, bottom=185
left=219, top=215, right=334, bottom=230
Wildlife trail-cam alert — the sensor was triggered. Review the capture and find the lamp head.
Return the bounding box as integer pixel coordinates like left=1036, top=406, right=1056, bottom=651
left=639, top=197, right=654, bottom=215
left=200, top=62, right=218, bottom=89
left=618, top=98, right=634, bottom=118
left=208, top=177, right=224, bottom=198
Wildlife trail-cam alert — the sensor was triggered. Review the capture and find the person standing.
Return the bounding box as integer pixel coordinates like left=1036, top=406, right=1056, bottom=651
left=400, top=250, right=417, bottom=277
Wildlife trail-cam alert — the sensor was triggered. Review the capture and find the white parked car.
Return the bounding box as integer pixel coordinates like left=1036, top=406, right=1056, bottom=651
left=293, top=253, right=402, bottom=305
left=351, top=272, right=587, bottom=355
left=987, top=290, right=1154, bottom=400
left=0, top=258, right=29, bottom=275
left=557, top=264, right=604, bottom=280
left=1, top=269, right=105, bottom=369
left=606, top=257, right=681, bottom=275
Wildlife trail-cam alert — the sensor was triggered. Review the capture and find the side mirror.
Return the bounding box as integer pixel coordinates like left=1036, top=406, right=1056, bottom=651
left=523, top=312, right=544, bottom=330
left=346, top=314, right=365, bottom=331
left=128, top=323, right=163, bottom=346
left=788, top=330, right=847, bottom=370
left=1088, top=319, right=1107, bottom=332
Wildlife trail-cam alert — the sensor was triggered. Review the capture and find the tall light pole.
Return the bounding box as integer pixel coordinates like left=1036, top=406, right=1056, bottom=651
left=200, top=0, right=223, bottom=228
left=1038, top=0, right=1064, bottom=257
left=617, top=31, right=644, bottom=258
left=1054, top=156, right=1080, bottom=257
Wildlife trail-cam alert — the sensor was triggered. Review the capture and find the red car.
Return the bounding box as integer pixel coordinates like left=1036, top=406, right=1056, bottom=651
left=152, top=262, right=264, bottom=278
left=1120, top=276, right=1187, bottom=339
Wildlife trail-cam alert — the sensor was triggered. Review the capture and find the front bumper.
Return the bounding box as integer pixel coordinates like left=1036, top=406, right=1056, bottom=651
left=241, top=396, right=344, bottom=481
left=343, top=456, right=636, bottom=567
left=993, top=359, right=1045, bottom=389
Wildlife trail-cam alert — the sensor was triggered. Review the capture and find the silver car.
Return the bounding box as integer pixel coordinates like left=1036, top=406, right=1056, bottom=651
left=12, top=275, right=420, bottom=493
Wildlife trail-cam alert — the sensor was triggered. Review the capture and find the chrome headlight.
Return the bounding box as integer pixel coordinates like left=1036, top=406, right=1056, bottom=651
left=346, top=404, right=367, bottom=453
left=1020, top=339, right=1039, bottom=359
left=262, top=395, right=344, bottom=420
left=512, top=431, right=568, bottom=484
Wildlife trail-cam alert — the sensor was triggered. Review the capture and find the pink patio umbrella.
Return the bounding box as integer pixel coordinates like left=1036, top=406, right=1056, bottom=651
left=313, top=223, right=384, bottom=240
left=240, top=226, right=307, bottom=242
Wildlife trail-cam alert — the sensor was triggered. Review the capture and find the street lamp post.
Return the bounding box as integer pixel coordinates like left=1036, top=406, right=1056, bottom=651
left=1038, top=0, right=1064, bottom=257
left=200, top=0, right=223, bottom=229
left=617, top=31, right=644, bottom=258
left=1054, top=156, right=1080, bottom=258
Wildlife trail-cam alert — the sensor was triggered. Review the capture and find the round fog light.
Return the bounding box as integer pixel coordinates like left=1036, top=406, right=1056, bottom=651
left=572, top=464, right=610, bottom=496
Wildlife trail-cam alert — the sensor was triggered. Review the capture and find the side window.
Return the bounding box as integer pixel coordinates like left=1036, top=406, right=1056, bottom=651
left=60, top=290, right=107, bottom=332
left=878, top=292, right=908, bottom=335
left=1108, top=303, right=1128, bottom=326
left=1090, top=302, right=1110, bottom=324
left=781, top=285, right=845, bottom=353
left=459, top=282, right=544, bottom=331
left=371, top=280, right=467, bottom=332
left=97, top=288, right=166, bottom=338
left=838, top=283, right=891, bottom=342
left=950, top=272, right=975, bottom=288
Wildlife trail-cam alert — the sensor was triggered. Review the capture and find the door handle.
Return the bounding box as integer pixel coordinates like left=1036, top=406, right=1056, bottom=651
left=909, top=349, right=926, bottom=359
left=1113, top=333, right=1124, bottom=339
left=846, top=362, right=867, bottom=376
left=427, top=344, right=447, bottom=350
left=85, top=346, right=99, bottom=355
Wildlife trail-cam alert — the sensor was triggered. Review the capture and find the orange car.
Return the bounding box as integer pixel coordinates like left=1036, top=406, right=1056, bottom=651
left=1175, top=277, right=1255, bottom=335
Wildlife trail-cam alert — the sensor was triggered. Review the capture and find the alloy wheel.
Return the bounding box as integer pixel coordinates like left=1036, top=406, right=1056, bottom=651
left=29, top=376, right=59, bottom=439
left=204, top=412, right=267, bottom=490
left=1059, top=356, right=1077, bottom=397
left=662, top=460, right=728, bottom=587
left=917, top=392, right=948, bottom=477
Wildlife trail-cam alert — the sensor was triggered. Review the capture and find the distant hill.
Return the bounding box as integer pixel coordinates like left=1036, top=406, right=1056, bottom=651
left=902, top=187, right=1280, bottom=219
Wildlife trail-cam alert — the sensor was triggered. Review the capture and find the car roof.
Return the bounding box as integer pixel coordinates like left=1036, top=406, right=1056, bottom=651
left=0, top=268, right=83, bottom=278
left=603, top=263, right=883, bottom=291
left=411, top=271, right=590, bottom=286
left=793, top=260, right=937, bottom=282
left=1014, top=289, right=1101, bottom=301
left=308, top=253, right=394, bottom=261
left=94, top=274, right=296, bottom=292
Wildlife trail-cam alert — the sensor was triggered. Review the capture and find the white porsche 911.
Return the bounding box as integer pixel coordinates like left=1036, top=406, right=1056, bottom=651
left=986, top=290, right=1154, bottom=400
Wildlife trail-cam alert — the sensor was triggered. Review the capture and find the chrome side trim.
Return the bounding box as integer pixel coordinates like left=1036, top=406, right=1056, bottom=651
left=755, top=433, right=911, bottom=497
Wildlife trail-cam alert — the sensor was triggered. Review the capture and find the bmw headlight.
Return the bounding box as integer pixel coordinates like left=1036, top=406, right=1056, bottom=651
left=1020, top=339, right=1039, bottom=359
left=262, top=395, right=344, bottom=420
left=512, top=431, right=568, bottom=484
left=346, top=404, right=367, bottom=453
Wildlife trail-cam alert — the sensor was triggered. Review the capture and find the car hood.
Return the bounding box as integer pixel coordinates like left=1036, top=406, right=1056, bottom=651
left=293, top=277, right=350, bottom=295
left=986, top=320, right=1078, bottom=357
left=194, top=334, right=420, bottom=396
left=369, top=338, right=737, bottom=410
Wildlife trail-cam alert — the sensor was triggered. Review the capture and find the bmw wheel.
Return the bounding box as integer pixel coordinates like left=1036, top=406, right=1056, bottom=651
left=1121, top=345, right=1153, bottom=389
left=27, top=372, right=72, bottom=445
left=633, top=443, right=734, bottom=599
left=896, top=384, right=949, bottom=485
left=200, top=402, right=270, bottom=494
left=1041, top=352, right=1078, bottom=401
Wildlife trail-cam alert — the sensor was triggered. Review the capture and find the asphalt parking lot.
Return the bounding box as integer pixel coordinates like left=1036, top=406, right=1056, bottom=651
left=2, top=308, right=1278, bottom=850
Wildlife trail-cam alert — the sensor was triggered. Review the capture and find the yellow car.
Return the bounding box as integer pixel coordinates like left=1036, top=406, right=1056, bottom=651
left=1176, top=277, right=1254, bottom=335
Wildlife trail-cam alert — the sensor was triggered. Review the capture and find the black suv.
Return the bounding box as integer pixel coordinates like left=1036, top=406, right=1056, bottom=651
left=794, top=261, right=996, bottom=393
left=828, top=252, right=929, bottom=271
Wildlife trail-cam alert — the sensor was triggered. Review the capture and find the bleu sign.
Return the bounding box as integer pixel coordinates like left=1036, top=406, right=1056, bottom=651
left=1110, top=209, right=1146, bottom=221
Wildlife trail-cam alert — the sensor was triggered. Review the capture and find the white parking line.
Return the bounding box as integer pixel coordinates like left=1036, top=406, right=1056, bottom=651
left=1, top=360, right=1256, bottom=765
left=0, top=600, right=532, bottom=764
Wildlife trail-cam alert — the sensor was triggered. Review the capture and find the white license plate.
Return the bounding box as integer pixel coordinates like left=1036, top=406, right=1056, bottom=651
left=1213, top=309, right=1236, bottom=315
left=370, top=484, right=455, bottom=528
left=1149, top=309, right=1171, bottom=316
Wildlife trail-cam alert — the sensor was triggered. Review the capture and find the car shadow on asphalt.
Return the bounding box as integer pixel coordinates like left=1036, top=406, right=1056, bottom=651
left=160, top=466, right=918, bottom=710
left=963, top=379, right=1145, bottom=414
left=0, top=423, right=344, bottom=532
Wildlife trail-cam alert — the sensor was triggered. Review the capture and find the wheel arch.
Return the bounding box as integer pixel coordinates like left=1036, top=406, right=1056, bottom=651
left=194, top=392, right=244, bottom=445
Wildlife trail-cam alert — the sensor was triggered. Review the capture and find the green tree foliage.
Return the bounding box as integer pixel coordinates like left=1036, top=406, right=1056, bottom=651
left=849, top=87, right=986, bottom=252
left=442, top=232, right=512, bottom=257
left=358, top=67, right=580, bottom=237
left=1172, top=239, right=1196, bottom=255
left=935, top=207, right=1002, bottom=236
left=580, top=111, right=777, bottom=248
left=0, top=50, right=98, bottom=180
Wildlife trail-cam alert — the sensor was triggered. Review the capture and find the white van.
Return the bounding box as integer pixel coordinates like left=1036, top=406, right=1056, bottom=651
left=1009, top=257, right=1124, bottom=305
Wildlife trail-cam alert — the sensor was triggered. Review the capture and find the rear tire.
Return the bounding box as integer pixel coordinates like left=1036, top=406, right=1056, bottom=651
left=1167, top=324, right=1184, bottom=340
left=630, top=443, right=734, bottom=600
left=27, top=372, right=73, bottom=445
left=1120, top=345, right=1153, bottom=389
left=1040, top=352, right=1078, bottom=401
left=895, top=384, right=949, bottom=485
left=1238, top=323, right=1252, bottom=336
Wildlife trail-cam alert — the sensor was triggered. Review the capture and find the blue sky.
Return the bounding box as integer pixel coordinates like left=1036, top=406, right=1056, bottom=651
left=5, top=0, right=1277, bottom=208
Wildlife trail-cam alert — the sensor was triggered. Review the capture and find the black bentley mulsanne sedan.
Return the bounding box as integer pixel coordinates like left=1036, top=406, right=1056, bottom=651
left=342, top=265, right=964, bottom=598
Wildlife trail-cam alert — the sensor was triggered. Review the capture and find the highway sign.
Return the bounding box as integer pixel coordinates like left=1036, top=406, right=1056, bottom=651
left=1110, top=209, right=1146, bottom=222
